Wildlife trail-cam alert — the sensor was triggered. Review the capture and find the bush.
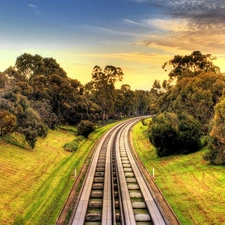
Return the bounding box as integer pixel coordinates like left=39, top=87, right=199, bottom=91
left=149, top=112, right=202, bottom=157
left=141, top=119, right=148, bottom=126
left=77, top=120, right=95, bottom=137
left=76, top=135, right=84, bottom=142
left=63, top=140, right=79, bottom=152
left=63, top=135, right=84, bottom=152
left=177, top=118, right=201, bottom=154
left=149, top=113, right=179, bottom=156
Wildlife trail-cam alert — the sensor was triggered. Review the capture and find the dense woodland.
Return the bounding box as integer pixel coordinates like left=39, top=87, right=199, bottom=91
left=148, top=51, right=225, bottom=165
left=1, top=51, right=225, bottom=165
left=0, top=53, right=156, bottom=148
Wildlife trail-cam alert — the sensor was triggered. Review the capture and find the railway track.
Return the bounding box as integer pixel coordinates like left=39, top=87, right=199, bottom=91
left=69, top=117, right=168, bottom=225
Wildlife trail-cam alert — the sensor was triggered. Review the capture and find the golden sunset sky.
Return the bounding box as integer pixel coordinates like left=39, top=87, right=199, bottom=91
left=1, top=0, right=225, bottom=90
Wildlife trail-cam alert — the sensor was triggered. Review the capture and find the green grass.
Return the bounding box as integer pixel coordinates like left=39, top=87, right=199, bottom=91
left=132, top=119, right=225, bottom=225
left=0, top=122, right=118, bottom=225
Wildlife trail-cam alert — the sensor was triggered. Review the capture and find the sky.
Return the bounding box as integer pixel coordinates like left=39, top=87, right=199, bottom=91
left=1, top=0, right=225, bottom=90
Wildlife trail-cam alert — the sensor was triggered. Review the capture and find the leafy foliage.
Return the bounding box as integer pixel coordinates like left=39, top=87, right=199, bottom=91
left=162, top=51, right=220, bottom=80
left=0, top=92, right=48, bottom=148
left=204, top=96, right=225, bottom=165
left=63, top=140, right=79, bottom=152
left=77, top=120, right=96, bottom=137
left=159, top=72, right=225, bottom=135
left=148, top=51, right=225, bottom=159
left=149, top=112, right=201, bottom=157
left=63, top=135, right=84, bottom=152
left=0, top=110, right=17, bottom=136
left=85, top=65, right=124, bottom=121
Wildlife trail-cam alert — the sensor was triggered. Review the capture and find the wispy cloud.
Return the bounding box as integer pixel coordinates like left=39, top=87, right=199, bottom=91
left=70, top=52, right=169, bottom=64
left=29, top=4, right=41, bottom=16
left=131, top=0, right=225, bottom=14
left=127, top=0, right=225, bottom=54
left=141, top=28, right=225, bottom=54
left=83, top=25, right=155, bottom=39
left=124, top=18, right=190, bottom=32
left=129, top=0, right=225, bottom=26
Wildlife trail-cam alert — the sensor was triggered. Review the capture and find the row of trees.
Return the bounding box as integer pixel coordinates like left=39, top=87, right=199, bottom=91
left=3, top=51, right=223, bottom=165
left=148, top=51, right=225, bottom=165
left=0, top=53, right=157, bottom=148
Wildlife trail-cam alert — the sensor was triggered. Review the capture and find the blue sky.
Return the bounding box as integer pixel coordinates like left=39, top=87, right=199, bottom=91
left=1, top=0, right=225, bottom=90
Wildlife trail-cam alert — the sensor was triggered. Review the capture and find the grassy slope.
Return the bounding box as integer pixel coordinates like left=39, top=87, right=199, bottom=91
left=0, top=123, right=116, bottom=225
left=132, top=120, right=225, bottom=225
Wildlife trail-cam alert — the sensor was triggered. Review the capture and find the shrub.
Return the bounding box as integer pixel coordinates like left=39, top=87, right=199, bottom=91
left=141, top=119, right=148, bottom=126
left=0, top=110, right=17, bottom=136
left=77, top=120, right=95, bottom=137
left=149, top=113, right=179, bottom=157
left=63, top=140, right=79, bottom=152
left=149, top=112, right=202, bottom=157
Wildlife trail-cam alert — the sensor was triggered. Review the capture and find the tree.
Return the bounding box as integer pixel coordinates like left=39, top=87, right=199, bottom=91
left=0, top=72, right=6, bottom=89
left=3, top=92, right=48, bottom=148
left=120, top=84, right=136, bottom=116
left=92, top=65, right=123, bottom=84
left=134, top=90, right=151, bottom=116
left=158, top=72, right=225, bottom=134
left=149, top=113, right=179, bottom=157
left=42, top=57, right=67, bottom=78
left=15, top=53, right=67, bottom=81
left=15, top=53, right=43, bottom=81
left=205, top=95, right=225, bottom=165
left=16, top=106, right=48, bottom=149
left=148, top=80, right=167, bottom=115
left=162, top=51, right=220, bottom=80
left=0, top=110, right=17, bottom=136
left=86, top=65, right=124, bottom=122
left=114, top=89, right=125, bottom=118
left=31, top=100, right=58, bottom=129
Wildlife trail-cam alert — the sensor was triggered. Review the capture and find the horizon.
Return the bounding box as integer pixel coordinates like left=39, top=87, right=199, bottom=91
left=1, top=0, right=225, bottom=90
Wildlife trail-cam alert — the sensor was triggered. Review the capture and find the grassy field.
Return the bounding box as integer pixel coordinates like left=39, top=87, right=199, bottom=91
left=132, top=120, right=225, bottom=225
left=0, top=122, right=117, bottom=225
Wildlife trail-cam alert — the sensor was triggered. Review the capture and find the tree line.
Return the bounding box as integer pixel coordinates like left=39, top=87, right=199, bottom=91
left=0, top=53, right=156, bottom=148
left=148, top=51, right=225, bottom=165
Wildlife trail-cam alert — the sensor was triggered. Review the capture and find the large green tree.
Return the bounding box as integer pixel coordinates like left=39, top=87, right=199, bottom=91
left=162, top=51, right=220, bottom=80
left=2, top=92, right=48, bottom=148
left=159, top=72, right=225, bottom=134
left=205, top=95, right=225, bottom=165
left=86, top=65, right=124, bottom=121
left=149, top=51, right=225, bottom=157
left=15, top=53, right=67, bottom=81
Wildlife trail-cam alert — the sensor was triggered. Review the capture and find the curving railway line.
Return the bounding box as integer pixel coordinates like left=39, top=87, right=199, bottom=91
left=69, top=117, right=168, bottom=225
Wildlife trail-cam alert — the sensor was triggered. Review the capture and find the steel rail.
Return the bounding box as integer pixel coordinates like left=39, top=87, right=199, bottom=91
left=70, top=117, right=168, bottom=225
left=123, top=120, right=167, bottom=224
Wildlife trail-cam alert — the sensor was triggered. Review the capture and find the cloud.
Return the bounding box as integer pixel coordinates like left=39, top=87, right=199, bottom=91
left=133, top=0, right=225, bottom=14
left=125, top=0, right=225, bottom=54
left=130, top=0, right=225, bottom=23
left=70, top=52, right=170, bottom=65
left=123, top=19, right=144, bottom=27
left=141, top=26, right=225, bottom=55
left=29, top=4, right=37, bottom=9
left=29, top=4, right=41, bottom=16
left=84, top=25, right=154, bottom=39
left=124, top=17, right=190, bottom=32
